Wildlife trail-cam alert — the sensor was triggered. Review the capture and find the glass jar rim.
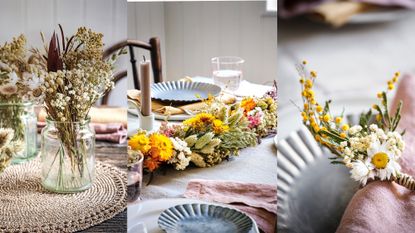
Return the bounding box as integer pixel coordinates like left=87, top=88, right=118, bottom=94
left=211, top=56, right=245, bottom=65
left=128, top=150, right=144, bottom=165
left=45, top=116, right=91, bottom=125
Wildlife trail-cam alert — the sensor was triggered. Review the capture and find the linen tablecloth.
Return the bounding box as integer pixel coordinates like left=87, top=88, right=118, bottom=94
left=140, top=138, right=277, bottom=199
left=336, top=74, right=415, bottom=233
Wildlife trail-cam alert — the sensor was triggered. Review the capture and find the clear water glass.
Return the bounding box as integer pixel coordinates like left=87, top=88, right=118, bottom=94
left=211, top=56, right=244, bottom=92
left=128, top=150, right=144, bottom=203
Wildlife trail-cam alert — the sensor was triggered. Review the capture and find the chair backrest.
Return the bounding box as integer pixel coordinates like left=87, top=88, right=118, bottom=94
left=101, top=37, right=163, bottom=105
left=103, top=38, right=163, bottom=88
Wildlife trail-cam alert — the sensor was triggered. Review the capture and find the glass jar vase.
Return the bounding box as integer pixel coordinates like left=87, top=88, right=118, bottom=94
left=41, top=118, right=95, bottom=193
left=0, top=102, right=37, bottom=164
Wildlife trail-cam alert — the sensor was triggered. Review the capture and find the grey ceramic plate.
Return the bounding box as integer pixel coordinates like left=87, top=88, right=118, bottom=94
left=158, top=203, right=253, bottom=233
left=152, top=81, right=221, bottom=103
left=277, top=115, right=361, bottom=233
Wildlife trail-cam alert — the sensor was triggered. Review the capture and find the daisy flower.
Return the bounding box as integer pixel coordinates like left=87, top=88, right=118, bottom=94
left=367, top=140, right=400, bottom=180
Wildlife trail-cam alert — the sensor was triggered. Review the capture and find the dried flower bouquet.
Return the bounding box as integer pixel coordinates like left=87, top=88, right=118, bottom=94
left=0, top=35, right=43, bottom=162
left=32, top=25, right=123, bottom=192
left=0, top=128, right=23, bottom=173
left=298, top=61, right=415, bottom=190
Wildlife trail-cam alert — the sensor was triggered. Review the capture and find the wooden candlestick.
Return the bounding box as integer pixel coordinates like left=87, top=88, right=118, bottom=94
left=140, top=58, right=151, bottom=116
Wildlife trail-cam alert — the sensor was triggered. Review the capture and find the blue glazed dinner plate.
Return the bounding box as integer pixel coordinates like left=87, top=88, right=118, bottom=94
left=151, top=81, right=221, bottom=103
left=158, top=203, right=253, bottom=233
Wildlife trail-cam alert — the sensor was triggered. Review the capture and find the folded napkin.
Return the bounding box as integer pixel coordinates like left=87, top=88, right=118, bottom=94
left=311, top=2, right=374, bottom=27
left=37, top=122, right=127, bottom=144
left=336, top=74, right=415, bottom=233
left=38, top=107, right=128, bottom=127
left=184, top=179, right=277, bottom=233
left=355, top=0, right=415, bottom=9
left=127, top=89, right=236, bottom=116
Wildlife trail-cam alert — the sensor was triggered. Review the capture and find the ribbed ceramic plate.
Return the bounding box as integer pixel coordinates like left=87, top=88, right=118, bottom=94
left=152, top=81, right=221, bottom=103
left=277, top=115, right=361, bottom=233
left=158, top=203, right=253, bottom=233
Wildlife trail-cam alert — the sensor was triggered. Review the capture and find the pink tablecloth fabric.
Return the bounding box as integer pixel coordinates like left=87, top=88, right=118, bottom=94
left=336, top=74, right=415, bottom=233
left=184, top=179, right=277, bottom=233
left=37, top=122, right=127, bottom=144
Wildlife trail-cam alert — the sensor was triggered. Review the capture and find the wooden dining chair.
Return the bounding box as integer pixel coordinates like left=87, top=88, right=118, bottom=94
left=102, top=37, right=163, bottom=94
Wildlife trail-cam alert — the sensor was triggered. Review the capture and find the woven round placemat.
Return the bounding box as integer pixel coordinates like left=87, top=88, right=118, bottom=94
left=0, top=159, right=126, bottom=232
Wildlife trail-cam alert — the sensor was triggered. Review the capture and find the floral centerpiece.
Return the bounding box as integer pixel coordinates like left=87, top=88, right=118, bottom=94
left=0, top=35, right=43, bottom=163
left=298, top=61, right=415, bottom=190
left=0, top=128, right=23, bottom=173
left=32, top=26, right=123, bottom=192
left=129, top=84, right=277, bottom=174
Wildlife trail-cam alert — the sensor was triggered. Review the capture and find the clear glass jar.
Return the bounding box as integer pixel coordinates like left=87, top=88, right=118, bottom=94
left=41, top=118, right=95, bottom=193
left=0, top=102, right=37, bottom=163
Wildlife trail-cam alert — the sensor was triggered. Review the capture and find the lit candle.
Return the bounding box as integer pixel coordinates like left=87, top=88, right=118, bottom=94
left=140, top=57, right=151, bottom=116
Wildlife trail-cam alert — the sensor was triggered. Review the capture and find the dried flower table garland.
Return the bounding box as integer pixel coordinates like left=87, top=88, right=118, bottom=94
left=128, top=83, right=277, bottom=174
left=298, top=61, right=415, bottom=190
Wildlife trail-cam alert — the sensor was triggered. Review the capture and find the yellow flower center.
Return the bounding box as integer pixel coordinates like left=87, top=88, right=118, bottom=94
left=371, top=152, right=389, bottom=169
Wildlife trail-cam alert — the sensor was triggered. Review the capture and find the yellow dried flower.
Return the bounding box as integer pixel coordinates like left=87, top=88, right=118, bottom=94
left=341, top=124, right=349, bottom=131
left=377, top=92, right=383, bottom=98
left=212, top=119, right=229, bottom=134
left=128, top=133, right=150, bottom=154
left=323, top=114, right=330, bottom=122
left=376, top=114, right=382, bottom=122
left=149, top=133, right=173, bottom=161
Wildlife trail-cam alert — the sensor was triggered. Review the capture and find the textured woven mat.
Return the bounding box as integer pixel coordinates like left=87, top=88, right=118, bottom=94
left=0, top=159, right=127, bottom=232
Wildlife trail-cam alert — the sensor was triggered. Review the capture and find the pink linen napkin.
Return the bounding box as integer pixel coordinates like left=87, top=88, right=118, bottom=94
left=336, top=74, right=415, bottom=233
left=37, top=122, right=127, bottom=144
left=184, top=179, right=277, bottom=233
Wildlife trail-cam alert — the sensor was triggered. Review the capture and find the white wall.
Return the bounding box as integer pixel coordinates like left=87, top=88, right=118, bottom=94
left=0, top=0, right=127, bottom=106
left=128, top=1, right=277, bottom=87
left=127, top=2, right=167, bottom=88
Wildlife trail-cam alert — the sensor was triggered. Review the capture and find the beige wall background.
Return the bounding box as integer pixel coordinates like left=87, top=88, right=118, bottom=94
left=0, top=0, right=127, bottom=106
left=128, top=1, right=277, bottom=88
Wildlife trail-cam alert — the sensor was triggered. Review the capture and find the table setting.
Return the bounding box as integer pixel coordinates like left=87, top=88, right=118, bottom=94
left=0, top=25, right=127, bottom=232
left=277, top=61, right=415, bottom=233
left=127, top=55, right=277, bottom=233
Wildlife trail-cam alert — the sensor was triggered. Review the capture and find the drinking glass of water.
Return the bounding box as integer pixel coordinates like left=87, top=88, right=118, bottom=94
left=211, top=56, right=244, bottom=92
left=127, top=150, right=143, bottom=203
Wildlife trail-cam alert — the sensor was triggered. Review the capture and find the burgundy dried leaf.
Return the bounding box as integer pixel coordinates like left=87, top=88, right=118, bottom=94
left=47, top=32, right=63, bottom=72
